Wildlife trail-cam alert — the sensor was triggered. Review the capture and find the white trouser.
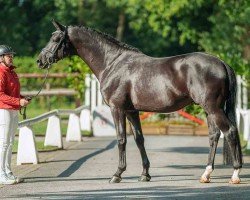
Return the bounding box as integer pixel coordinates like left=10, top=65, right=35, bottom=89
left=0, top=109, right=18, bottom=175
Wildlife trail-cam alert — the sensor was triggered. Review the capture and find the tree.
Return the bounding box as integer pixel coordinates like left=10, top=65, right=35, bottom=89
left=106, top=0, right=250, bottom=76
left=199, top=0, right=250, bottom=77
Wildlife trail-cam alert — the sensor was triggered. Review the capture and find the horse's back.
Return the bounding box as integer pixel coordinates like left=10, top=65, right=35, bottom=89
left=101, top=52, right=229, bottom=113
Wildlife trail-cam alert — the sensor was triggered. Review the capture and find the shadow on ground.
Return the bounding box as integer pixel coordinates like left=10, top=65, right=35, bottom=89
left=57, top=140, right=116, bottom=177
left=9, top=185, right=250, bottom=200
left=149, top=147, right=222, bottom=154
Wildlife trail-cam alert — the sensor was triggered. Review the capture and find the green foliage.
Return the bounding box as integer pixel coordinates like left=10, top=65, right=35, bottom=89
left=199, top=0, right=250, bottom=77
left=184, top=104, right=206, bottom=120
left=1, top=0, right=249, bottom=74
left=107, top=0, right=250, bottom=76
left=14, top=55, right=91, bottom=100
left=63, top=56, right=91, bottom=99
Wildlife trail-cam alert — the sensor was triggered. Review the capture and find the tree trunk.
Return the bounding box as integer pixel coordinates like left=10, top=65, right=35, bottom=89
left=116, top=10, right=125, bottom=41
left=243, top=45, right=250, bottom=61
left=78, top=0, right=84, bottom=25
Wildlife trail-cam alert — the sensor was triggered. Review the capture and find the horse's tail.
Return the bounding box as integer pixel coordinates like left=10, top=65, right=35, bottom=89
left=223, top=63, right=242, bottom=165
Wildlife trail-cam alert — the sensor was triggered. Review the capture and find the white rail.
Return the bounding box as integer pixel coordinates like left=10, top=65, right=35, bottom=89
left=17, top=105, right=91, bottom=165
left=18, top=105, right=88, bottom=128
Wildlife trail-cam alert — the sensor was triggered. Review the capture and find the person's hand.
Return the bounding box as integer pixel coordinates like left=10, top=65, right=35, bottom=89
left=24, top=96, right=32, bottom=101
left=20, top=98, right=29, bottom=107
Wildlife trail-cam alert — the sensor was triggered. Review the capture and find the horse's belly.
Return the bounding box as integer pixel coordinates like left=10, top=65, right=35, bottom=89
left=131, top=92, right=191, bottom=113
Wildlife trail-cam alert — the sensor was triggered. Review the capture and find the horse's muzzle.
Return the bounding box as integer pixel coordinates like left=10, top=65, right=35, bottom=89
left=37, top=59, right=49, bottom=69
left=37, top=59, right=43, bottom=68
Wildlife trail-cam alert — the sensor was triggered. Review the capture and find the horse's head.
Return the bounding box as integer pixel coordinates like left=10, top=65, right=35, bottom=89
left=37, top=20, right=74, bottom=69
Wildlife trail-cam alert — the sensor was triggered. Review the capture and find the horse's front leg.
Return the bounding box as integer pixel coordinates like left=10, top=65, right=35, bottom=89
left=109, top=107, right=127, bottom=183
left=126, top=111, right=151, bottom=182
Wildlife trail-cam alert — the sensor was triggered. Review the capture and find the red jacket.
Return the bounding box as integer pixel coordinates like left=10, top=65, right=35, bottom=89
left=0, top=64, right=21, bottom=110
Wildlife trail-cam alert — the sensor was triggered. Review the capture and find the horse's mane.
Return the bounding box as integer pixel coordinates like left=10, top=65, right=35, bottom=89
left=73, top=26, right=141, bottom=53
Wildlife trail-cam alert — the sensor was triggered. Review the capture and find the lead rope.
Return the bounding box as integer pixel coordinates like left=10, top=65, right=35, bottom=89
left=20, top=68, right=49, bottom=120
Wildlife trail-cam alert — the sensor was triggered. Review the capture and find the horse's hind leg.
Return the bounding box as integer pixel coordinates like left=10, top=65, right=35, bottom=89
left=206, top=108, right=242, bottom=184
left=200, top=114, right=221, bottom=183
left=109, top=107, right=127, bottom=183
left=126, top=111, right=151, bottom=182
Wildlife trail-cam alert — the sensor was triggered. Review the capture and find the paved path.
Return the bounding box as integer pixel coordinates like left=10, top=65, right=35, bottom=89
left=0, top=135, right=250, bottom=199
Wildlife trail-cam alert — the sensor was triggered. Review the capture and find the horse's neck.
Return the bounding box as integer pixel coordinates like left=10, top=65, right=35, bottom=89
left=69, top=27, right=119, bottom=80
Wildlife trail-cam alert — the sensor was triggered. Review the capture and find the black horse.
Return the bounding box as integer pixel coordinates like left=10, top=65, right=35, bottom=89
left=37, top=20, right=242, bottom=184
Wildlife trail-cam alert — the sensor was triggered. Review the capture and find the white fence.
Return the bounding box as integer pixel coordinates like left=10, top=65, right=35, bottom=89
left=236, top=75, right=250, bottom=149
left=17, top=105, right=90, bottom=165
left=237, top=75, right=248, bottom=110
left=84, top=74, right=104, bottom=111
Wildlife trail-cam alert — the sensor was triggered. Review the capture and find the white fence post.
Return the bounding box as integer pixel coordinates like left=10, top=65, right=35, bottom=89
left=236, top=109, right=250, bottom=150
left=97, top=80, right=103, bottom=106
left=44, top=115, right=63, bottom=148
left=247, top=138, right=250, bottom=150
left=242, top=77, right=248, bottom=110
left=80, top=108, right=91, bottom=131
left=92, top=105, right=116, bottom=137
left=17, top=126, right=39, bottom=165
left=66, top=113, right=82, bottom=142
left=91, top=74, right=97, bottom=112
left=17, top=106, right=88, bottom=166
left=242, top=110, right=250, bottom=141
left=243, top=110, right=250, bottom=150
left=85, top=74, right=91, bottom=106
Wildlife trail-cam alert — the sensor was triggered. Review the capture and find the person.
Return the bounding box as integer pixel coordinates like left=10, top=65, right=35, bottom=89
left=0, top=45, right=30, bottom=184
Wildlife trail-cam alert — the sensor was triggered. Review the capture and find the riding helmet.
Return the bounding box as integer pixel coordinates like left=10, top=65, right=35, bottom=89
left=0, top=45, right=16, bottom=56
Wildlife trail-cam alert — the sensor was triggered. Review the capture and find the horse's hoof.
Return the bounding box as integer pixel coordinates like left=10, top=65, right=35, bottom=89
left=109, top=176, right=122, bottom=183
left=200, top=176, right=211, bottom=183
left=229, top=178, right=241, bottom=184
left=138, top=174, right=151, bottom=182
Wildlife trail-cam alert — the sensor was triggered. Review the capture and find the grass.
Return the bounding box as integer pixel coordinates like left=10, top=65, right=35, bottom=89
left=245, top=149, right=250, bottom=155
left=239, top=133, right=250, bottom=155
left=12, top=140, right=59, bottom=153
left=30, top=120, right=69, bottom=136
left=20, top=102, right=75, bottom=119
left=18, top=120, right=92, bottom=137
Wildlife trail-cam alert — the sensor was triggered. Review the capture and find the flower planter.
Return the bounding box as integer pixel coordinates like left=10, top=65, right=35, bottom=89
left=130, top=122, right=208, bottom=136
left=166, top=124, right=194, bottom=135
left=194, top=125, right=209, bottom=136
left=141, top=124, right=166, bottom=135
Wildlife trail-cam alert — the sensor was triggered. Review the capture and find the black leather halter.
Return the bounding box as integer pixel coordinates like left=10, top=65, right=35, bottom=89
left=42, top=26, right=68, bottom=65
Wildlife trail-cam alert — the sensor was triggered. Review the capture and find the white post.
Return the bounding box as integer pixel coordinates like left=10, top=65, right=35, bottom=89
left=80, top=108, right=91, bottom=131
left=242, top=77, right=248, bottom=110
left=91, top=74, right=97, bottom=112
left=44, top=116, right=63, bottom=148
left=236, top=108, right=241, bottom=131
left=242, top=110, right=250, bottom=141
left=247, top=138, right=250, bottom=150
left=246, top=111, right=250, bottom=150
left=92, top=105, right=116, bottom=137
left=17, top=126, right=39, bottom=165
left=97, top=80, right=103, bottom=106
left=66, top=113, right=82, bottom=142
left=85, top=74, right=91, bottom=106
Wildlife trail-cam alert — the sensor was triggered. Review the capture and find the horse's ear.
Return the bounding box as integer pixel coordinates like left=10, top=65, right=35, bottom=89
left=52, top=19, right=65, bottom=31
